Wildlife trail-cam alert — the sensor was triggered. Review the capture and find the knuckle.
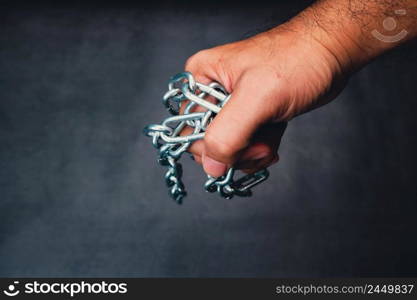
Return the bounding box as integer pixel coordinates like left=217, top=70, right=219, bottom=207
left=185, top=49, right=211, bottom=70
left=184, top=56, right=196, bottom=71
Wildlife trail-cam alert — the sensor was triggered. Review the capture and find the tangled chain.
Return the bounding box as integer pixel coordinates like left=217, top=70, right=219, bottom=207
left=143, top=72, right=269, bottom=204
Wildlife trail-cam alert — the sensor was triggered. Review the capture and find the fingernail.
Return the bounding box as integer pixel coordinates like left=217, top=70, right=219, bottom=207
left=250, top=151, right=270, bottom=161
left=202, top=154, right=227, bottom=177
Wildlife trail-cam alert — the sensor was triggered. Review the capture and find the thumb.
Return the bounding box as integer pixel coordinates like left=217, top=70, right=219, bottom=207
left=203, top=71, right=283, bottom=177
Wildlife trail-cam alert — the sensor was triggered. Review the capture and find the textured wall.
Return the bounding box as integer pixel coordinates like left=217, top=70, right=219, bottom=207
left=0, top=1, right=416, bottom=277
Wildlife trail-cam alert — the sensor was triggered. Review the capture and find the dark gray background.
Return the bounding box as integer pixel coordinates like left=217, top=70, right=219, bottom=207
left=0, top=1, right=416, bottom=277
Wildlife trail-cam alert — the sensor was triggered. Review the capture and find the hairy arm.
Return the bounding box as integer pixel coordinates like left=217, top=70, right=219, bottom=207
left=292, top=0, right=417, bottom=71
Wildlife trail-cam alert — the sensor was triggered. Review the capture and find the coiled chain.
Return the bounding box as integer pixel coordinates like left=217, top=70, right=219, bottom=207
left=143, top=72, right=269, bottom=204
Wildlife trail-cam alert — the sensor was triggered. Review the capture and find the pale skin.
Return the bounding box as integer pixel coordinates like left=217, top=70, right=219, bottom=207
left=183, top=0, right=417, bottom=177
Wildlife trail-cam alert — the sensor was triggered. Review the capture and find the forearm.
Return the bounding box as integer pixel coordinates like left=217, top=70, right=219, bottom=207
left=280, top=0, right=417, bottom=72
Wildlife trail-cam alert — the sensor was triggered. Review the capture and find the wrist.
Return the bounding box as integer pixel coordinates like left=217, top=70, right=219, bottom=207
left=282, top=7, right=369, bottom=74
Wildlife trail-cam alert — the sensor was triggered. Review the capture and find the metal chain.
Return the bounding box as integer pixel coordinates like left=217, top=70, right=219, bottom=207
left=143, top=72, right=269, bottom=204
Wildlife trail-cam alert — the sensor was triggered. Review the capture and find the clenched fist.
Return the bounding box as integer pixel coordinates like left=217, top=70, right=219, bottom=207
left=183, top=0, right=417, bottom=177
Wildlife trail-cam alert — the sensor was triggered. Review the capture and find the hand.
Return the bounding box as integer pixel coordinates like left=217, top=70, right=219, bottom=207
left=184, top=23, right=348, bottom=177
left=183, top=0, right=417, bottom=178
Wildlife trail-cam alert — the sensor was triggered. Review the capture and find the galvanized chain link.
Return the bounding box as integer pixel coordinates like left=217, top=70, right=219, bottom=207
left=143, top=72, right=269, bottom=204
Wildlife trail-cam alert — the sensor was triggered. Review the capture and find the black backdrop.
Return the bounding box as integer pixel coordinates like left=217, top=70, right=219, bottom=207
left=0, top=1, right=416, bottom=277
